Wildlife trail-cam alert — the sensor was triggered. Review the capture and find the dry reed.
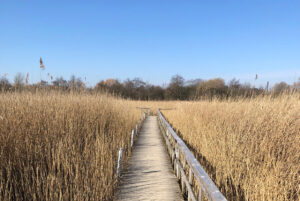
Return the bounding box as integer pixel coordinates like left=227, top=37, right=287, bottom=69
left=1, top=91, right=299, bottom=201
left=163, top=95, right=300, bottom=201
left=0, top=92, right=142, bottom=201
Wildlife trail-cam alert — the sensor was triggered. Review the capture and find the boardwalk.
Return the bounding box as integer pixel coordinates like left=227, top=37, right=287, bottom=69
left=114, top=116, right=184, bottom=201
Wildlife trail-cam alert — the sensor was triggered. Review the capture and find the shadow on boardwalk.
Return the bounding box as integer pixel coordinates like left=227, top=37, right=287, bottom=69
left=114, top=116, right=183, bottom=201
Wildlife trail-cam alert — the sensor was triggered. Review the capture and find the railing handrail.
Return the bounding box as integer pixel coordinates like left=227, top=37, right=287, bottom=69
left=158, top=109, right=227, bottom=201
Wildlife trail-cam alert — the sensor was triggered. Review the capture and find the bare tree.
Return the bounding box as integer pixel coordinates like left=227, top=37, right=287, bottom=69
left=52, top=77, right=68, bottom=89
left=272, top=82, right=290, bottom=94
left=0, top=76, right=11, bottom=91
left=14, top=73, right=25, bottom=90
left=228, top=78, right=241, bottom=89
left=292, top=78, right=300, bottom=92
left=68, top=75, right=85, bottom=90
left=196, top=78, right=226, bottom=99
left=165, top=75, right=186, bottom=100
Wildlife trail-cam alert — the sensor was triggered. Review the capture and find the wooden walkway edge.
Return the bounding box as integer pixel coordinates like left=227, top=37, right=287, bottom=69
left=114, top=116, right=184, bottom=201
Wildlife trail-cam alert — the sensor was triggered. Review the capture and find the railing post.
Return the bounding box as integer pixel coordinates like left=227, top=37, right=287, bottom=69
left=198, top=188, right=202, bottom=201
left=183, top=157, right=186, bottom=170
left=117, top=147, right=123, bottom=178
left=131, top=130, right=134, bottom=147
left=176, top=160, right=180, bottom=179
left=182, top=157, right=186, bottom=193
left=189, top=168, right=193, bottom=184
left=181, top=173, right=186, bottom=195
left=188, top=168, right=193, bottom=201
left=175, top=146, right=180, bottom=179
left=173, top=152, right=176, bottom=168
left=136, top=124, right=138, bottom=136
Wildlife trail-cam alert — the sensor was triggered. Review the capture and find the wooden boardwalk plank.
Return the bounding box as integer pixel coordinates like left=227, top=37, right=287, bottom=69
left=114, top=116, right=184, bottom=201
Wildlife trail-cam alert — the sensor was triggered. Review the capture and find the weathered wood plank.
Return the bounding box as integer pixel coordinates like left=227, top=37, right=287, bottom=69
left=114, top=116, right=184, bottom=201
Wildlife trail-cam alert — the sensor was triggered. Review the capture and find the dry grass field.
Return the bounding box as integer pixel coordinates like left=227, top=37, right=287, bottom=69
left=162, top=95, right=300, bottom=201
left=0, top=92, right=142, bottom=201
left=0, top=92, right=299, bottom=201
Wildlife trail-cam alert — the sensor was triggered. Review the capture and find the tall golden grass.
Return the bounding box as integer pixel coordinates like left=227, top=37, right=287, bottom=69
left=1, top=91, right=299, bottom=201
left=162, top=95, right=300, bottom=201
left=0, top=92, right=142, bottom=201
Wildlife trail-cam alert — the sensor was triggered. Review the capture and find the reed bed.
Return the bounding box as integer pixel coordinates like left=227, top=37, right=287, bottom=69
left=162, top=95, right=300, bottom=201
left=0, top=92, right=142, bottom=201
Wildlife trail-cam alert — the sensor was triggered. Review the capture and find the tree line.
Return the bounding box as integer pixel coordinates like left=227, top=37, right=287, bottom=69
left=1, top=73, right=300, bottom=99
left=95, top=75, right=300, bottom=100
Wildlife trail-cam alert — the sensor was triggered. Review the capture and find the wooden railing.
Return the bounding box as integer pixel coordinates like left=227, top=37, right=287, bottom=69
left=117, top=112, right=146, bottom=178
left=158, top=109, right=227, bottom=201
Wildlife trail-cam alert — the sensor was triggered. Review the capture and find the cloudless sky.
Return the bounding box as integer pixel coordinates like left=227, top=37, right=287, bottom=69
left=1, top=0, right=300, bottom=87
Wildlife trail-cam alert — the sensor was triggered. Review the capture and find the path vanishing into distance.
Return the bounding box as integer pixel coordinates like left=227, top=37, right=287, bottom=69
left=114, top=116, right=184, bottom=201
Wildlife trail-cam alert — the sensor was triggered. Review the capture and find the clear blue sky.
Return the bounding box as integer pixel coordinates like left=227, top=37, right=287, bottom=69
left=1, top=0, right=300, bottom=87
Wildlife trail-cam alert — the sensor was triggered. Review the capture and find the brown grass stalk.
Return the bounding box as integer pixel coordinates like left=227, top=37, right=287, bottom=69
left=0, top=92, right=141, bottom=201
left=163, top=95, right=300, bottom=201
